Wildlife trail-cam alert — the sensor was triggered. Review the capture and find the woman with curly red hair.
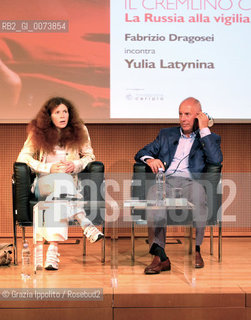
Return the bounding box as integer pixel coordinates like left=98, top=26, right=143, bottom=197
left=17, top=97, right=104, bottom=270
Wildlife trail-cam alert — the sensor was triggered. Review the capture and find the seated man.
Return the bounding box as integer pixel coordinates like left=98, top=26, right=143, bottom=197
left=135, top=97, right=223, bottom=274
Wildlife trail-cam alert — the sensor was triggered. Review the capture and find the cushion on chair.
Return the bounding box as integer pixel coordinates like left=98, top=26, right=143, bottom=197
left=13, top=162, right=35, bottom=224
left=131, top=163, right=155, bottom=221
left=203, top=163, right=222, bottom=225
left=78, top=161, right=105, bottom=225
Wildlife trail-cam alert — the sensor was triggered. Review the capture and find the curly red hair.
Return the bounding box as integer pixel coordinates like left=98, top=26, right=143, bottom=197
left=28, top=97, right=89, bottom=154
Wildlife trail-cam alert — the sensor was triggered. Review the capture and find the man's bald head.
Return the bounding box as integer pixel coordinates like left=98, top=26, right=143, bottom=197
left=179, top=97, right=202, bottom=113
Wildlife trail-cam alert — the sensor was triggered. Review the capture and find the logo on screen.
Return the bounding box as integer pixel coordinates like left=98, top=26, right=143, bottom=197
left=126, top=93, right=164, bottom=102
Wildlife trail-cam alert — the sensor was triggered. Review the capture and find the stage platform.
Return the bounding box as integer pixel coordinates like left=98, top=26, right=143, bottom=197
left=1, top=237, right=251, bottom=320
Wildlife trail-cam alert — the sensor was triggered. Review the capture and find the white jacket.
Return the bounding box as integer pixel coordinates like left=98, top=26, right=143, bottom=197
left=17, top=125, right=95, bottom=175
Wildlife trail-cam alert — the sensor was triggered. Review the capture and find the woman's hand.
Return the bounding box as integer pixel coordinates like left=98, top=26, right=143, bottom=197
left=62, top=161, right=75, bottom=173
left=50, top=161, right=75, bottom=173
left=50, top=162, right=66, bottom=173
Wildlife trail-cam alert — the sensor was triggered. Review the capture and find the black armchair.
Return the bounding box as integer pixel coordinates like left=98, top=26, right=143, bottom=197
left=12, top=161, right=106, bottom=264
left=131, top=162, right=222, bottom=261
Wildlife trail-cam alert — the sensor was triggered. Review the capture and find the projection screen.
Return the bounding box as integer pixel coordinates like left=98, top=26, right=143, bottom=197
left=0, top=0, right=250, bottom=123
